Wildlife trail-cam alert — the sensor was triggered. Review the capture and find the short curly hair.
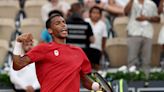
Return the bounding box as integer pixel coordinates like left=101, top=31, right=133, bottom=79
left=46, top=14, right=63, bottom=29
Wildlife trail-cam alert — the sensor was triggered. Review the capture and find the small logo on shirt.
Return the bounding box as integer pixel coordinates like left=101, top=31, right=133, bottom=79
left=54, top=50, right=59, bottom=56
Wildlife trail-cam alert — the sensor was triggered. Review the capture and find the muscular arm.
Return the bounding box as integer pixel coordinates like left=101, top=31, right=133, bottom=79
left=103, top=0, right=124, bottom=15
left=13, top=55, right=31, bottom=70
left=148, top=16, right=160, bottom=23
left=80, top=73, right=93, bottom=90
left=102, top=37, right=107, bottom=53
left=158, top=0, right=164, bottom=14
left=12, top=33, right=33, bottom=70
left=136, top=15, right=160, bottom=23
left=124, top=0, right=134, bottom=15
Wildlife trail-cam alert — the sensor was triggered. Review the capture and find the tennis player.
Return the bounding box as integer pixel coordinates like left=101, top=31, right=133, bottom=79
left=12, top=14, right=100, bottom=92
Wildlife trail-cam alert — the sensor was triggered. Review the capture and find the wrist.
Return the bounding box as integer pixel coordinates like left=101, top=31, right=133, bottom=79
left=147, top=17, right=151, bottom=21
left=92, top=82, right=100, bottom=91
left=13, top=41, right=23, bottom=55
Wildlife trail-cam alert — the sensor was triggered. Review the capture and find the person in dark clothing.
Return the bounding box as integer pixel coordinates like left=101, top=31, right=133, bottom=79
left=152, top=0, right=160, bottom=7
left=66, top=2, right=95, bottom=56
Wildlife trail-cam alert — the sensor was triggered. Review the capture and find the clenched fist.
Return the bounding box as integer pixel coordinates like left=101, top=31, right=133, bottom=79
left=17, top=33, right=33, bottom=43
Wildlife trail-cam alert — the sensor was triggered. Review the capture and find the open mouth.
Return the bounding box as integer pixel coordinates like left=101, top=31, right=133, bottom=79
left=61, top=29, right=68, bottom=32
left=60, top=29, right=68, bottom=34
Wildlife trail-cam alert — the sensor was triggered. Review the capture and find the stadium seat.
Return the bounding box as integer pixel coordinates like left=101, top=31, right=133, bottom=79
left=0, top=0, right=19, bottom=19
left=24, top=0, right=48, bottom=19
left=113, top=16, right=129, bottom=38
left=20, top=18, right=44, bottom=41
left=0, top=18, right=15, bottom=42
left=105, top=38, right=128, bottom=67
left=0, top=40, right=9, bottom=67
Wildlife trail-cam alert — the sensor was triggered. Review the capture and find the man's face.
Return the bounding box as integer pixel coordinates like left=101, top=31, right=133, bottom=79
left=49, top=16, right=68, bottom=39
left=90, top=8, right=101, bottom=22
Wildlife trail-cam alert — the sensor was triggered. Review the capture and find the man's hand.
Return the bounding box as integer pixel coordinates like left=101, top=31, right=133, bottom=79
left=92, top=82, right=100, bottom=91
left=26, top=85, right=35, bottom=92
left=17, top=33, right=33, bottom=43
left=13, top=33, right=33, bottom=70
left=136, top=15, right=149, bottom=21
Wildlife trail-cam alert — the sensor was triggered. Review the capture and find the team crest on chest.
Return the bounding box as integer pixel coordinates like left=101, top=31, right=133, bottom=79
left=54, top=50, right=59, bottom=56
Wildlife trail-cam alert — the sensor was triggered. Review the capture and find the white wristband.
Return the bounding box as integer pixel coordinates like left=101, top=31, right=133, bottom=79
left=92, top=82, right=100, bottom=91
left=13, top=41, right=23, bottom=55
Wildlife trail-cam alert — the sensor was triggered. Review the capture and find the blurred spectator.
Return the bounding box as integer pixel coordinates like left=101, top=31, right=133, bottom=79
left=85, top=6, right=107, bottom=70
left=40, top=10, right=63, bottom=43
left=9, top=41, right=40, bottom=92
left=41, top=0, right=70, bottom=22
left=82, top=0, right=108, bottom=18
left=94, top=0, right=129, bottom=38
left=124, top=0, right=160, bottom=80
left=66, top=2, right=94, bottom=58
left=152, top=0, right=160, bottom=7
left=83, top=0, right=96, bottom=9
left=40, top=29, right=52, bottom=43
left=81, top=0, right=111, bottom=38
left=96, top=0, right=129, bottom=16
left=158, top=0, right=164, bottom=15
left=96, top=0, right=112, bottom=38
left=158, top=0, right=164, bottom=46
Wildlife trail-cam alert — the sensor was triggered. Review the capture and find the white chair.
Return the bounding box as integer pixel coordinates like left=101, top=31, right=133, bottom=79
left=0, top=0, right=19, bottom=19
left=113, top=16, right=129, bottom=38
left=0, top=40, right=9, bottom=67
left=105, top=38, right=128, bottom=67
left=24, top=0, right=48, bottom=19
left=0, top=18, right=15, bottom=42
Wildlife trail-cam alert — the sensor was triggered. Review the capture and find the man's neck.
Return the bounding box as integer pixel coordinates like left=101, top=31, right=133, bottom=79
left=53, top=38, right=66, bottom=44
left=91, top=19, right=99, bottom=25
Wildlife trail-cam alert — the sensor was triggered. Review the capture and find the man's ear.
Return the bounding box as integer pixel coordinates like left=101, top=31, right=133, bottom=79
left=48, top=29, right=53, bottom=34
